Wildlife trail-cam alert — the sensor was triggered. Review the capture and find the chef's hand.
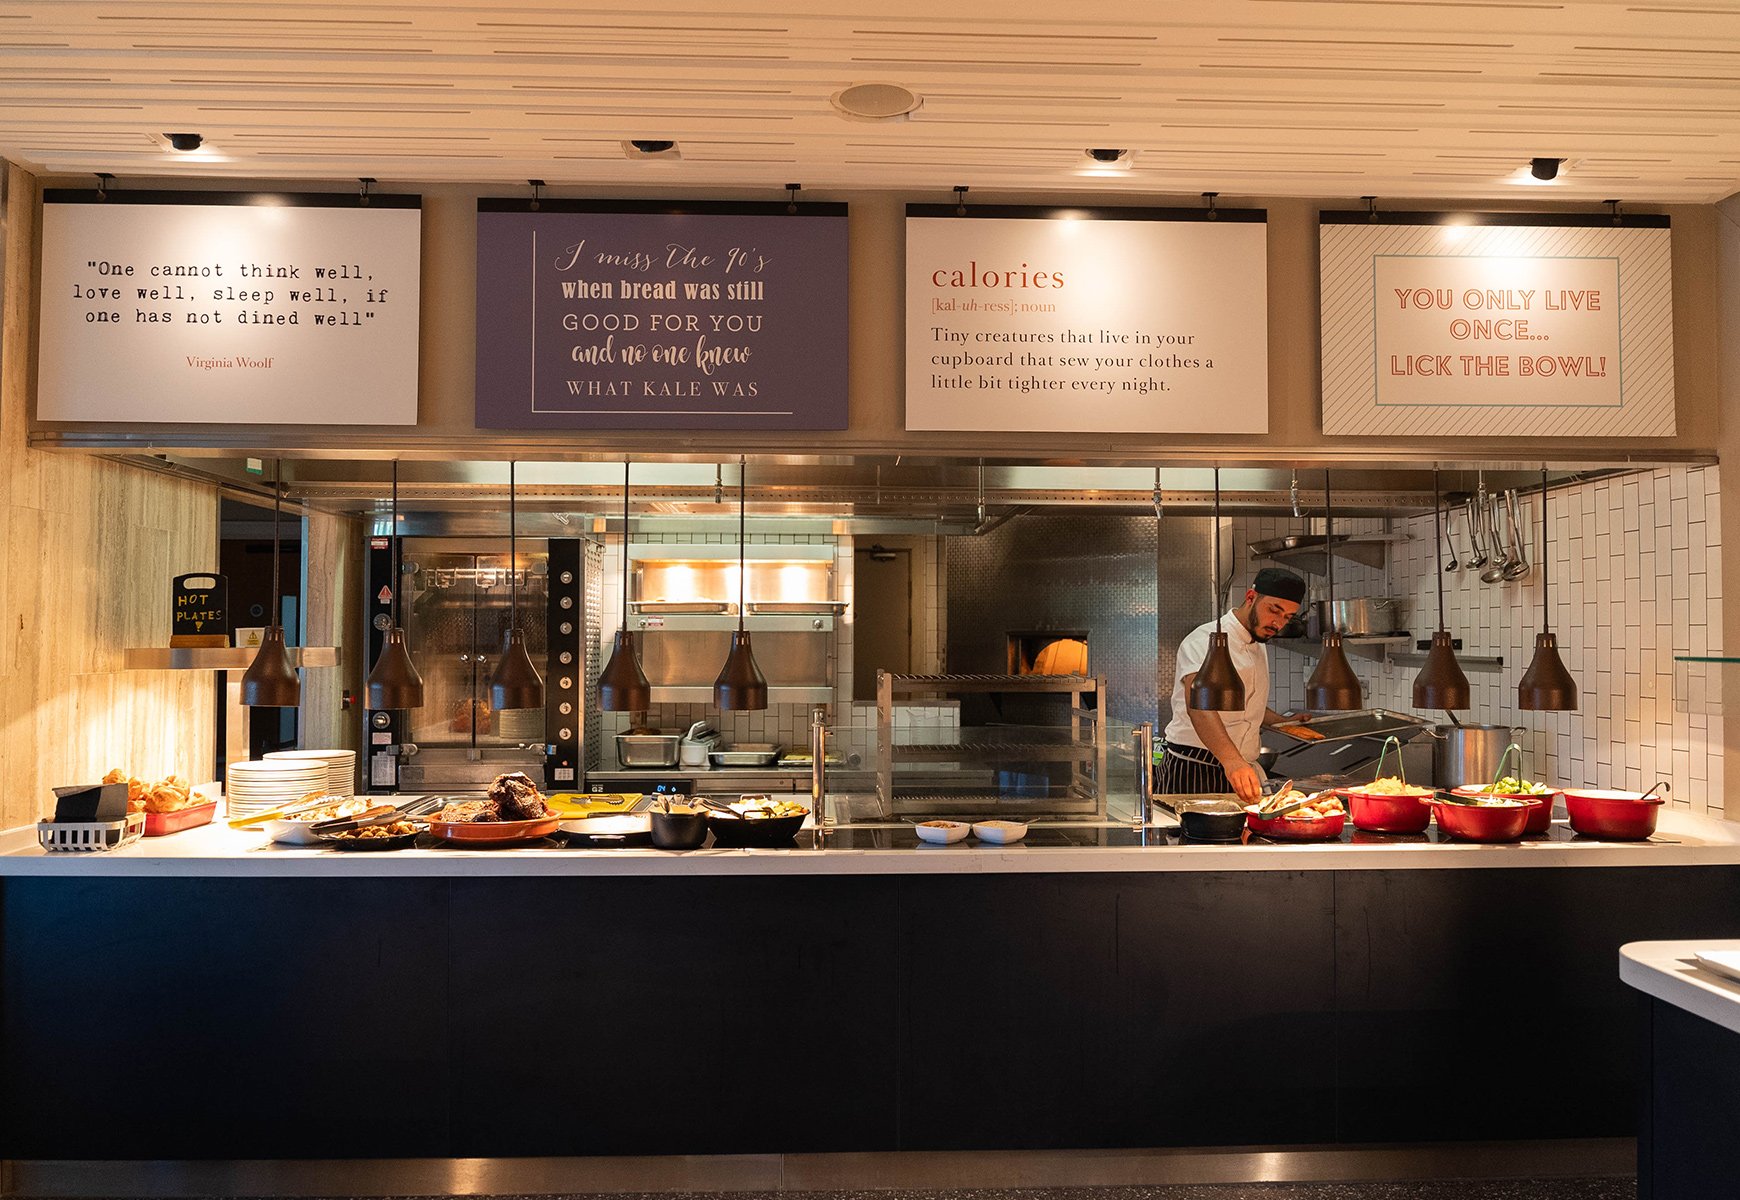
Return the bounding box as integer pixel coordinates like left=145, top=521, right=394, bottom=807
left=1224, top=762, right=1264, bottom=804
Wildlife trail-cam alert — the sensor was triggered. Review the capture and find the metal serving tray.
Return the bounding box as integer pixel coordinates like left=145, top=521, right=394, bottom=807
left=708, top=743, right=784, bottom=768
left=616, top=734, right=681, bottom=769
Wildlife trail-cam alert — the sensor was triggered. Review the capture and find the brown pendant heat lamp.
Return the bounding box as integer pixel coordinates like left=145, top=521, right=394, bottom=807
left=1412, top=468, right=1472, bottom=711
left=598, top=460, right=652, bottom=712
left=1518, top=467, right=1579, bottom=711
left=1305, top=469, right=1364, bottom=712
left=1188, top=467, right=1246, bottom=712
left=240, top=458, right=302, bottom=708
left=713, top=455, right=768, bottom=711
left=365, top=461, right=425, bottom=710
left=489, top=460, right=546, bottom=712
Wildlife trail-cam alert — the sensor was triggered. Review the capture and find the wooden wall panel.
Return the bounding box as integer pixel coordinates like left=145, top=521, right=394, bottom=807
left=2, top=163, right=219, bottom=830
left=299, top=507, right=360, bottom=758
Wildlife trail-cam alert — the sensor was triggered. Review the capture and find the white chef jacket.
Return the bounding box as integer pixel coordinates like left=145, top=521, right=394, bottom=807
left=1164, top=610, right=1270, bottom=765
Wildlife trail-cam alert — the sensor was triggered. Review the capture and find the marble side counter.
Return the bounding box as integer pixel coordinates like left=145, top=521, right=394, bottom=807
left=3, top=799, right=1738, bottom=876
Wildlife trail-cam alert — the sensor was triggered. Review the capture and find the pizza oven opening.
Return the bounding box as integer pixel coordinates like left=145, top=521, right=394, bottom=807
left=1007, top=630, right=1090, bottom=676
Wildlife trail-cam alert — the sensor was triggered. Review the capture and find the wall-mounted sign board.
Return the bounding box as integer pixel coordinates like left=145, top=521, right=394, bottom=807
left=904, top=205, right=1269, bottom=433
left=1320, top=212, right=1675, bottom=437
left=36, top=191, right=422, bottom=425
left=475, top=200, right=849, bottom=430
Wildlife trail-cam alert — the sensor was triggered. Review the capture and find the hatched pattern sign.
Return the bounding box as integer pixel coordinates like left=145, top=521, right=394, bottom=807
left=1319, top=215, right=1674, bottom=437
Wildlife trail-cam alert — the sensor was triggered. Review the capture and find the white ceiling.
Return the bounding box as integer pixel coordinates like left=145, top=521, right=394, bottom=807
left=2, top=0, right=1738, bottom=204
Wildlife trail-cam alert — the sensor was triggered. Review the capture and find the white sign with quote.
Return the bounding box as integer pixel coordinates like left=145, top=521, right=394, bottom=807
left=1320, top=214, right=1674, bottom=437
left=905, top=207, right=1269, bottom=432
left=37, top=192, right=422, bottom=425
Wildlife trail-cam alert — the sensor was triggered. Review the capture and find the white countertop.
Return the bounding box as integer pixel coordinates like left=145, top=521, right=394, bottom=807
left=1621, top=939, right=1740, bottom=1036
left=5, top=805, right=1740, bottom=877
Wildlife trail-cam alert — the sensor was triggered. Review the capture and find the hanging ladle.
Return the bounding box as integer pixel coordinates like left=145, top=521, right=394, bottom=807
left=1480, top=493, right=1510, bottom=583
left=1464, top=493, right=1490, bottom=570
left=1502, top=490, right=1532, bottom=581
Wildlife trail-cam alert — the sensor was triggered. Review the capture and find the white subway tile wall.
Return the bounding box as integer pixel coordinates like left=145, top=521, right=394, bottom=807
left=1237, top=467, right=1723, bottom=815
left=596, top=531, right=841, bottom=754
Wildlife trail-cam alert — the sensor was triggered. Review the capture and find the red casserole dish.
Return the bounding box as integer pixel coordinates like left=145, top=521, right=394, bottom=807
left=1562, top=788, right=1665, bottom=840
left=1426, top=796, right=1540, bottom=843
left=143, top=800, right=218, bottom=837
left=1245, top=805, right=1345, bottom=841
left=1338, top=787, right=1434, bottom=834
left=1452, top=786, right=1561, bottom=834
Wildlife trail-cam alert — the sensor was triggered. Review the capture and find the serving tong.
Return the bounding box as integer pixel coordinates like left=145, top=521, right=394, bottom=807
left=310, top=795, right=444, bottom=836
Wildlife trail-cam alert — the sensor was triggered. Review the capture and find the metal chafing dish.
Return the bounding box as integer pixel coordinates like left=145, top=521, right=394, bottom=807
left=1260, top=708, right=1434, bottom=785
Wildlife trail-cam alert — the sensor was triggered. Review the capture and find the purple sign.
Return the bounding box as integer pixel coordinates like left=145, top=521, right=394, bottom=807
left=475, top=202, right=848, bottom=430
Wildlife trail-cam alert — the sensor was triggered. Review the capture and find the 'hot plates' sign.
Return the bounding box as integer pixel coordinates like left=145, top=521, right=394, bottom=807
left=475, top=202, right=848, bottom=430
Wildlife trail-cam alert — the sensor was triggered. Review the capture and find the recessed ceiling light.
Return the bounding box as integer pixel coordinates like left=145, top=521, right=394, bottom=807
left=830, top=82, right=923, bottom=122
left=1530, top=156, right=1562, bottom=181
left=1086, top=148, right=1129, bottom=164
left=622, top=139, right=680, bottom=160
left=164, top=132, right=202, bottom=152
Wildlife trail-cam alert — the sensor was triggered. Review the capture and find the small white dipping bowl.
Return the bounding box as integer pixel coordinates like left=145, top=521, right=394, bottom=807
left=914, top=820, right=971, bottom=845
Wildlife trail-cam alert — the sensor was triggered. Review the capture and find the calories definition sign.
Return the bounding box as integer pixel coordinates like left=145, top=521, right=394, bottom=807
left=475, top=201, right=848, bottom=430
left=904, top=206, right=1269, bottom=433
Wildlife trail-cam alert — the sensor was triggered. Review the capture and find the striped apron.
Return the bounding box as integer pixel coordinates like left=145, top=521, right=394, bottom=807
left=1158, top=741, right=1233, bottom=796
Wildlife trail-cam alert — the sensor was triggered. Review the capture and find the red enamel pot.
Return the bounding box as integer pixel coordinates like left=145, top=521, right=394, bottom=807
left=1245, top=805, right=1345, bottom=841
left=1426, top=796, right=1540, bottom=843
left=1338, top=788, right=1434, bottom=834
left=1561, top=789, right=1665, bottom=841
left=1453, top=786, right=1561, bottom=834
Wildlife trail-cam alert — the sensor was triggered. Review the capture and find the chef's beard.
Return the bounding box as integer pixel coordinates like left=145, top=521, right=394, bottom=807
left=1240, top=610, right=1277, bottom=643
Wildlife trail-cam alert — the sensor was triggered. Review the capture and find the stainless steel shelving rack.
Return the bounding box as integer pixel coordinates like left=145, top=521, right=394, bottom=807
left=875, top=670, right=1109, bottom=817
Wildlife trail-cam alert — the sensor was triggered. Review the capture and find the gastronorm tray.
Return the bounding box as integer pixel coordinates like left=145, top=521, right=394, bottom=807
left=709, top=743, right=784, bottom=768
left=616, top=734, right=680, bottom=768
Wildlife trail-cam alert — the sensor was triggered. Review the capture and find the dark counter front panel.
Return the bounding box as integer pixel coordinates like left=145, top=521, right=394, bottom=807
left=6, top=866, right=1740, bottom=1159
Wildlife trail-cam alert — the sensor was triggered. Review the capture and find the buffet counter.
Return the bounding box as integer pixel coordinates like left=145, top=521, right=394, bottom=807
left=1622, top=939, right=1740, bottom=1198
left=7, top=801, right=1740, bottom=1165
left=3, top=801, right=1738, bottom=876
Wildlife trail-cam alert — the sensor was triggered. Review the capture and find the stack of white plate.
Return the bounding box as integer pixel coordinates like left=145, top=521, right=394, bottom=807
left=495, top=708, right=544, bottom=742
left=263, top=749, right=356, bottom=799
left=225, top=759, right=331, bottom=818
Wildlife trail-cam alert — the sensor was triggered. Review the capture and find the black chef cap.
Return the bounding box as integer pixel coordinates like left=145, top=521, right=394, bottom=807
left=1252, top=567, right=1307, bottom=604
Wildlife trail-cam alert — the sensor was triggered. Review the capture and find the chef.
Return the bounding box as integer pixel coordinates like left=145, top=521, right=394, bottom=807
left=1161, top=566, right=1310, bottom=803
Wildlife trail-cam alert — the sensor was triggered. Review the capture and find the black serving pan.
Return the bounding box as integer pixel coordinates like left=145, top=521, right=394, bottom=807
left=560, top=814, right=653, bottom=847
left=704, top=811, right=806, bottom=847
left=1172, top=796, right=1249, bottom=843
left=1178, top=809, right=1247, bottom=842
left=316, top=826, right=424, bottom=851
left=650, top=808, right=710, bottom=850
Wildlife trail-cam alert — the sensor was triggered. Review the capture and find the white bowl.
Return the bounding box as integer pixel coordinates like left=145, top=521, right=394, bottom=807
left=914, top=820, right=971, bottom=845
left=971, top=819, right=1029, bottom=845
